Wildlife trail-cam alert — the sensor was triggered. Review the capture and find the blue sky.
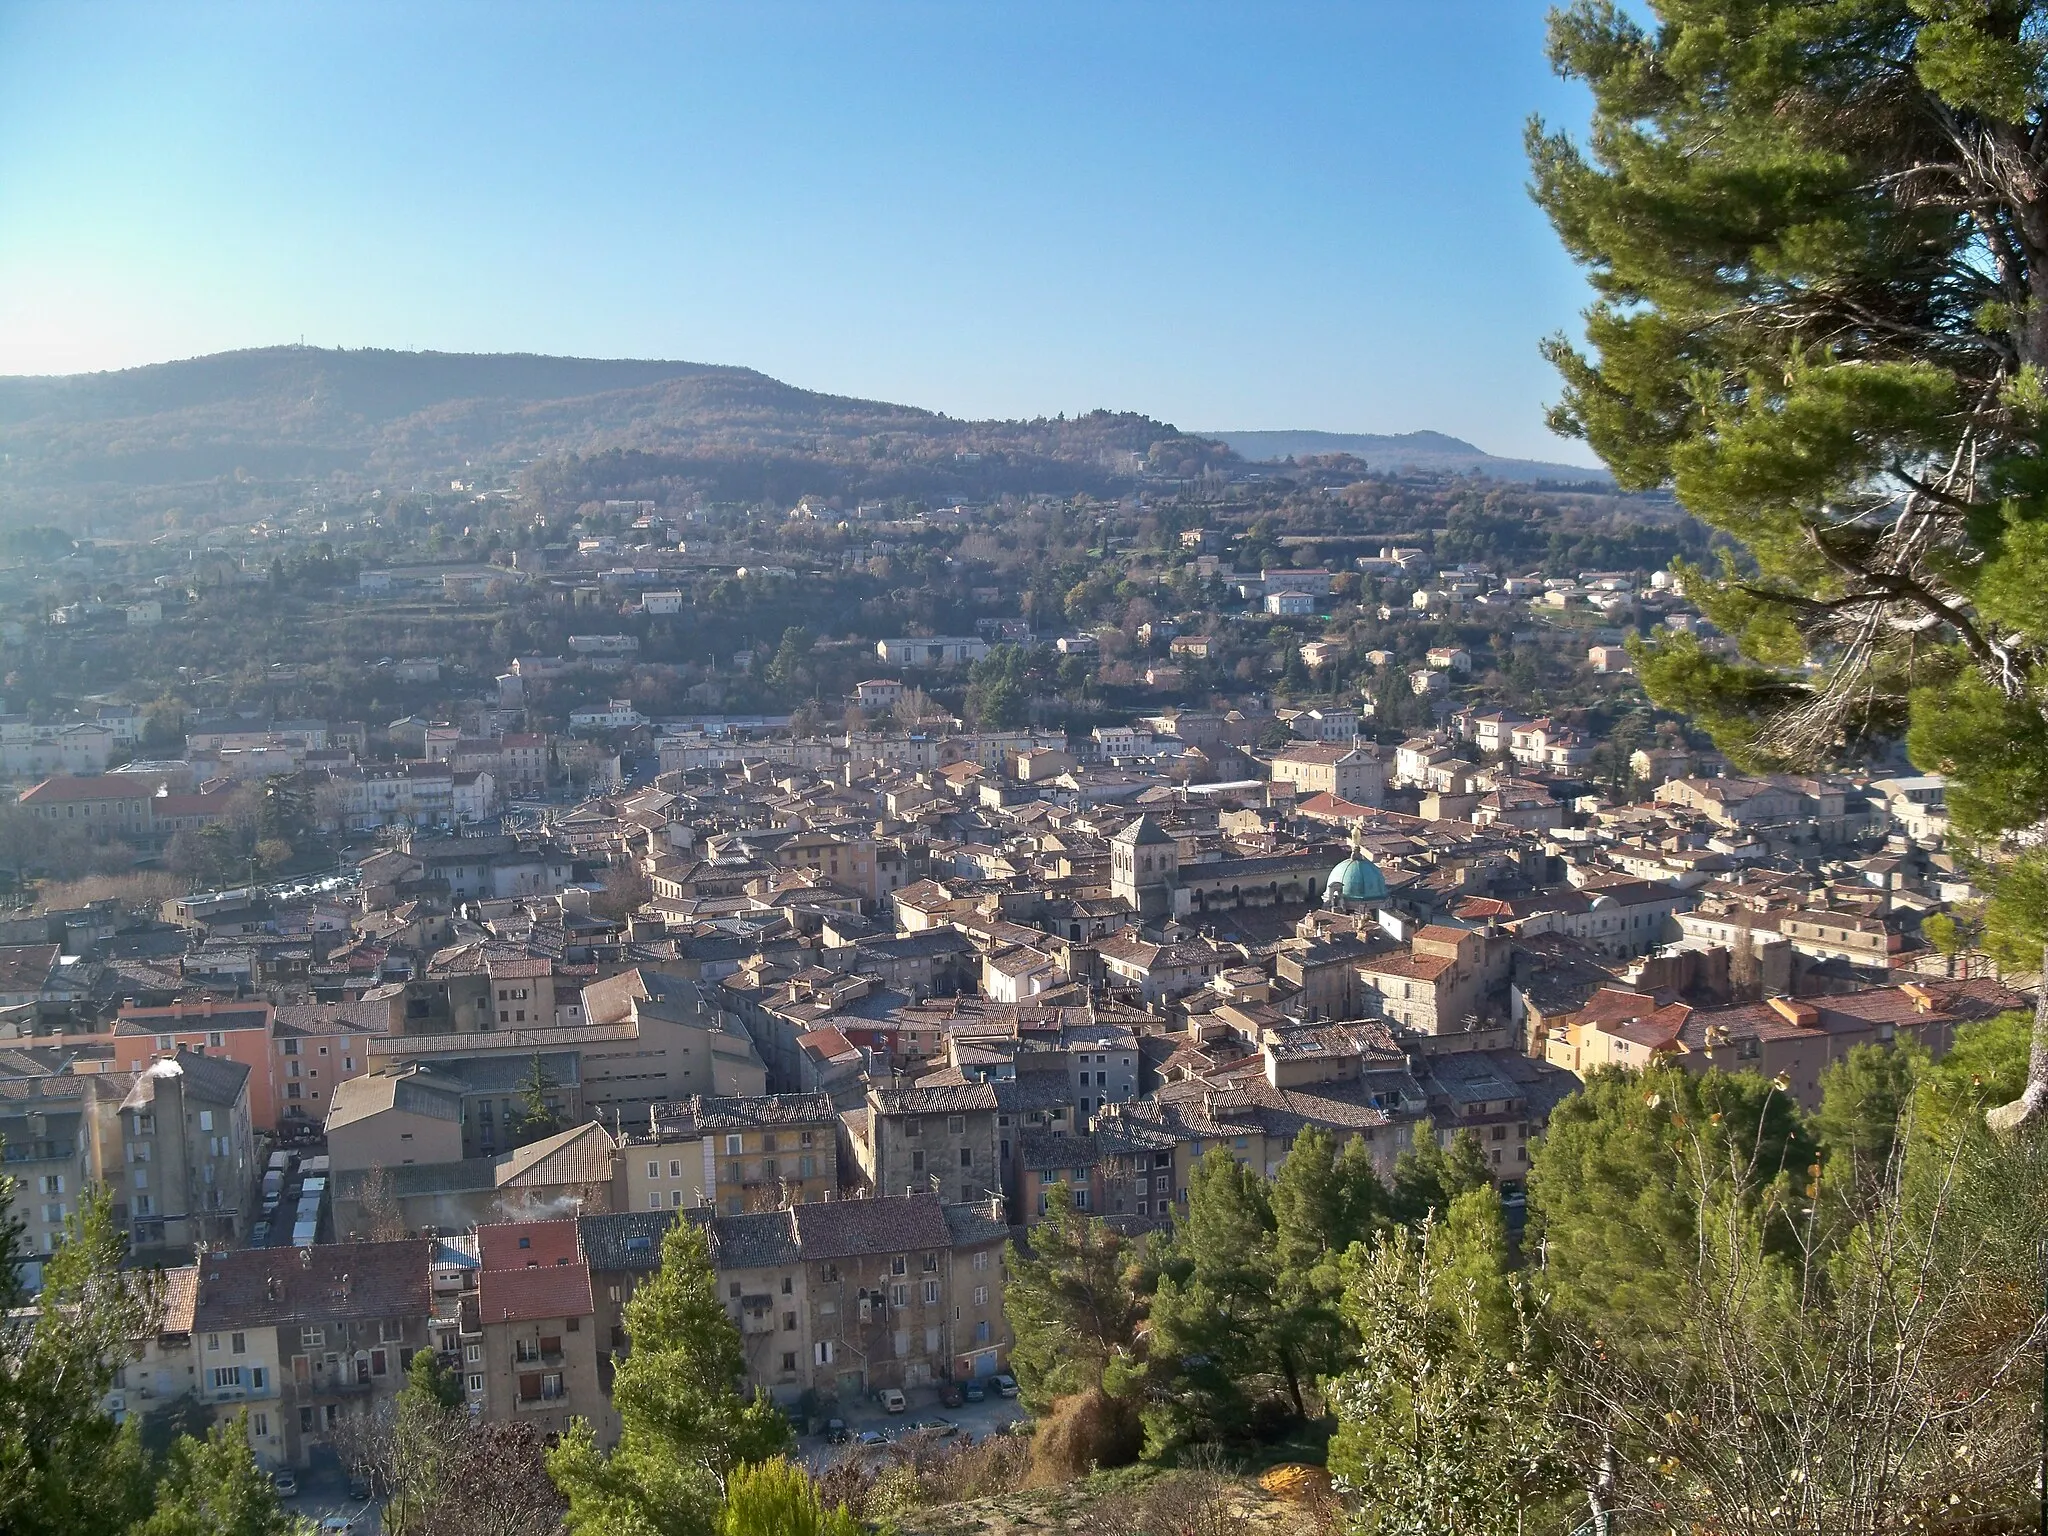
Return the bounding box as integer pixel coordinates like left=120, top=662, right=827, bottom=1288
left=0, top=2, right=1601, bottom=464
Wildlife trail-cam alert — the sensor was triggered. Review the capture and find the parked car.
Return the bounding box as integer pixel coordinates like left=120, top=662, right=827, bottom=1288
left=908, top=1417, right=957, bottom=1438
left=939, top=1382, right=964, bottom=1408
left=962, top=1379, right=986, bottom=1403
left=990, top=1373, right=1019, bottom=1398
left=825, top=1418, right=851, bottom=1444
left=855, top=1430, right=889, bottom=1448
left=271, top=1472, right=298, bottom=1499
left=876, top=1388, right=907, bottom=1414
left=317, top=1519, right=354, bottom=1535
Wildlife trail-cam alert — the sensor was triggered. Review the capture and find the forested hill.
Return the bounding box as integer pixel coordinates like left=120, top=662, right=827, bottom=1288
left=0, top=346, right=1607, bottom=531
left=0, top=346, right=1239, bottom=527
left=1202, top=428, right=1608, bottom=484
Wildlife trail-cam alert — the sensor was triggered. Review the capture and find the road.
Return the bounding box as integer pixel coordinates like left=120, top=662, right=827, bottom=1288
left=794, top=1386, right=1030, bottom=1472
left=282, top=1463, right=380, bottom=1533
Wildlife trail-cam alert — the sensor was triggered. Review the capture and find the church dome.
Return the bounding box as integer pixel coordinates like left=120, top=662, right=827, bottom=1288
left=1324, top=853, right=1389, bottom=904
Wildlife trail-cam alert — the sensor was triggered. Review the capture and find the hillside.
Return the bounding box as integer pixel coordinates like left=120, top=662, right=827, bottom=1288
left=1201, top=428, right=1607, bottom=484
left=0, top=347, right=1599, bottom=530
left=0, top=347, right=1243, bottom=528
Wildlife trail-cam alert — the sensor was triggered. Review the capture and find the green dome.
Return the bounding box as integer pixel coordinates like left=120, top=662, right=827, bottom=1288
left=1325, top=854, right=1388, bottom=904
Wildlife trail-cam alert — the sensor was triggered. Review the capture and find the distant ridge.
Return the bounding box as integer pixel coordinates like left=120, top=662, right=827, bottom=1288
left=1200, top=428, right=1609, bottom=485
left=0, top=348, right=1618, bottom=532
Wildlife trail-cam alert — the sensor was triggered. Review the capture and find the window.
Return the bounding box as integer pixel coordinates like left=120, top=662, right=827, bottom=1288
left=466, top=1344, right=481, bottom=1363
left=813, top=1341, right=834, bottom=1366
left=198, top=1110, right=214, bottom=1132
left=207, top=1333, right=220, bottom=1353
left=231, top=1332, right=246, bottom=1354
left=725, top=1134, right=742, bottom=1155
left=648, top=1193, right=663, bottom=1210
left=903, top=1117, right=920, bottom=1139
left=253, top=1412, right=269, bottom=1438
left=782, top=1312, right=796, bottom=1331
left=891, top=1283, right=908, bottom=1308
left=1073, top=1188, right=1090, bottom=1211
left=974, top=1284, right=989, bottom=1306
left=647, top=1161, right=660, bottom=1179
left=891, top=1255, right=907, bottom=1276
left=947, top=1115, right=965, bottom=1135
left=210, top=1366, right=243, bottom=1389
left=972, top=1250, right=989, bottom=1271
left=468, top=1374, right=485, bottom=1394
left=671, top=1190, right=685, bottom=1208
left=923, top=1280, right=940, bottom=1305
left=668, top=1159, right=682, bottom=1177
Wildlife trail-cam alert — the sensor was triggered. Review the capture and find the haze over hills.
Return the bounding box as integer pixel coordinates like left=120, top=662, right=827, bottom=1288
left=1199, top=428, right=1607, bottom=484
left=0, top=347, right=1606, bottom=531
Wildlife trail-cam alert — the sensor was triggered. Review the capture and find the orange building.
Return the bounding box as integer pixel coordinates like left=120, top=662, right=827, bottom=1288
left=114, top=999, right=282, bottom=1128
left=112, top=997, right=390, bottom=1133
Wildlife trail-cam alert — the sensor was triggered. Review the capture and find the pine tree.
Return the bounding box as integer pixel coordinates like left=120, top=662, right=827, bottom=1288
left=508, top=1053, right=562, bottom=1147
left=1266, top=1127, right=1389, bottom=1401
left=718, top=1457, right=859, bottom=1536
left=1001, top=1182, right=1141, bottom=1409
left=129, top=1412, right=295, bottom=1536
left=1388, top=1123, right=1492, bottom=1229
left=1144, top=1148, right=1291, bottom=1439
left=548, top=1217, right=789, bottom=1536
left=1527, top=1065, right=1813, bottom=1341
left=0, top=1187, right=158, bottom=1536
left=1327, top=1214, right=1562, bottom=1536
left=1530, top=1, right=2048, bottom=1122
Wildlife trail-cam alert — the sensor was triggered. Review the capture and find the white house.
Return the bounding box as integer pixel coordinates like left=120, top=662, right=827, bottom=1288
left=875, top=637, right=989, bottom=667
left=569, top=700, right=643, bottom=732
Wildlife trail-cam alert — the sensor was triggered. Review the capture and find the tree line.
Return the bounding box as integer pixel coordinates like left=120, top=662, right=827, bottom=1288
left=1002, top=1017, right=2048, bottom=1533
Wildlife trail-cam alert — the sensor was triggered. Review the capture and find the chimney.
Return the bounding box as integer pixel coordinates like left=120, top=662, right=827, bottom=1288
left=1766, top=996, right=1818, bottom=1029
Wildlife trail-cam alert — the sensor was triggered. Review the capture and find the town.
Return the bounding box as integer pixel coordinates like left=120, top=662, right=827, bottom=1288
left=0, top=466, right=2009, bottom=1500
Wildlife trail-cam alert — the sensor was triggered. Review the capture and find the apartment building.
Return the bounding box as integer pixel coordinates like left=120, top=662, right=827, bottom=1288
left=0, top=1071, right=124, bottom=1285
left=118, top=1050, right=258, bottom=1262
left=189, top=1239, right=434, bottom=1470
left=1266, top=742, right=1386, bottom=807
left=462, top=1219, right=605, bottom=1442
left=711, top=1194, right=1010, bottom=1405
left=620, top=1092, right=841, bottom=1216
left=851, top=1082, right=1002, bottom=1204
left=114, top=997, right=382, bottom=1134
left=1354, top=925, right=1506, bottom=1035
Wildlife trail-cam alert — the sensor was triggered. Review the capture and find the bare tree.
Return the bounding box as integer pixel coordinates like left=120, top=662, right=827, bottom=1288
left=333, top=1396, right=563, bottom=1536
left=1549, top=1120, right=2047, bottom=1535
left=355, top=1163, right=406, bottom=1242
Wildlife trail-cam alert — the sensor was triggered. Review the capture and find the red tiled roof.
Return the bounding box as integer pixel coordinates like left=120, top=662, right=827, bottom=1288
left=478, top=1262, right=594, bottom=1324
left=478, top=1217, right=581, bottom=1271
left=18, top=776, right=154, bottom=803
